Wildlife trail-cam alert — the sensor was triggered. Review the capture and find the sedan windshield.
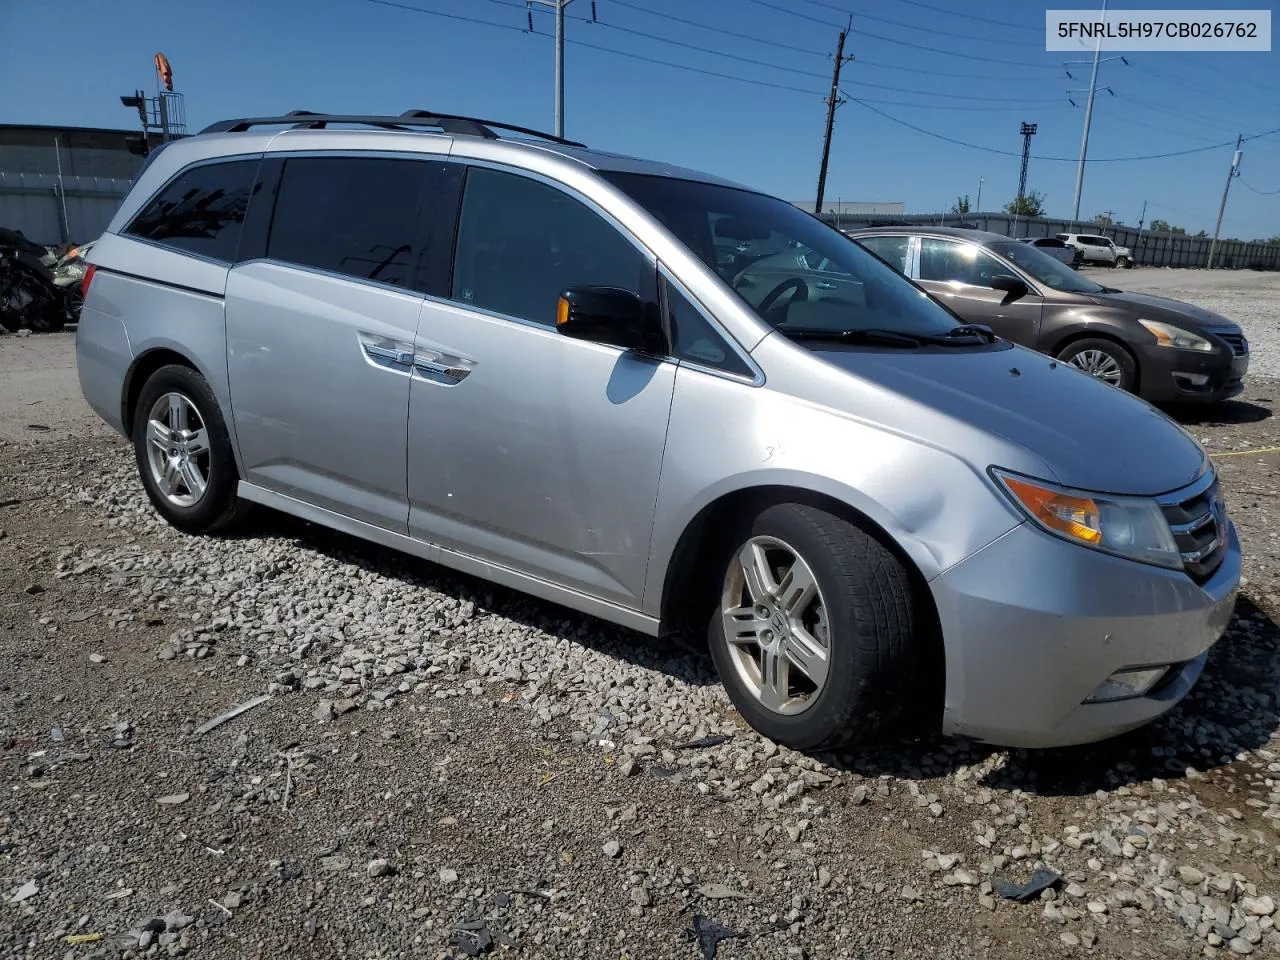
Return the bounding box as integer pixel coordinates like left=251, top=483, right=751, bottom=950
left=985, top=240, right=1105, bottom=294
left=601, top=172, right=964, bottom=339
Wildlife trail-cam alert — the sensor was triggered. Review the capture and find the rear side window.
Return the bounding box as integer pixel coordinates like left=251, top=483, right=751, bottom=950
left=125, top=159, right=258, bottom=262
left=266, top=157, right=429, bottom=289
left=856, top=235, right=910, bottom=273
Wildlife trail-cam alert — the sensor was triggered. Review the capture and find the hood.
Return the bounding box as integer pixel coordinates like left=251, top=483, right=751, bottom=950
left=810, top=343, right=1208, bottom=496
left=1093, top=290, right=1237, bottom=330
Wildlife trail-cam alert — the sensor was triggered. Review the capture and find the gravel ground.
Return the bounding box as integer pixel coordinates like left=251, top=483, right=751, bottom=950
left=3, top=270, right=1280, bottom=960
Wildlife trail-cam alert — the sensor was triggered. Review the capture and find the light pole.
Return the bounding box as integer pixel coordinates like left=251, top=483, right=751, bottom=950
left=976, top=176, right=984, bottom=212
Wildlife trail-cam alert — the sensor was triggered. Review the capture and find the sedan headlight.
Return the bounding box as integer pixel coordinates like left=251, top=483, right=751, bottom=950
left=1138, top=319, right=1214, bottom=352
left=992, top=469, right=1182, bottom=569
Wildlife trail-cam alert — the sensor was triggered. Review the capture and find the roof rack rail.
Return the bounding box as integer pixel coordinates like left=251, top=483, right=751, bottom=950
left=198, top=110, right=587, bottom=147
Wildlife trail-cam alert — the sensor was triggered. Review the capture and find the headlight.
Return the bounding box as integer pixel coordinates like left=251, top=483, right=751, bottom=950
left=60, top=262, right=86, bottom=280
left=992, top=469, right=1182, bottom=569
left=1138, top=319, right=1214, bottom=352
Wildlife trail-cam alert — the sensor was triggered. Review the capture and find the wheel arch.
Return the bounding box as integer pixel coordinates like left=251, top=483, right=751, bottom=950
left=120, top=347, right=203, bottom=436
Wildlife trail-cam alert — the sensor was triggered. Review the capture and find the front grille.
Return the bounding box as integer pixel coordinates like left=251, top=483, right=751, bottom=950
left=1217, top=332, right=1248, bottom=356
left=1159, top=476, right=1226, bottom=583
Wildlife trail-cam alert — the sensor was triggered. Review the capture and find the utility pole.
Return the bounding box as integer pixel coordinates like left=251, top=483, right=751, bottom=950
left=976, top=176, right=983, bottom=213
left=1207, top=135, right=1243, bottom=269
left=1137, top=199, right=1147, bottom=231
left=1065, top=0, right=1128, bottom=227
left=1017, top=122, right=1037, bottom=204
left=527, top=0, right=576, bottom=138
left=815, top=21, right=853, bottom=217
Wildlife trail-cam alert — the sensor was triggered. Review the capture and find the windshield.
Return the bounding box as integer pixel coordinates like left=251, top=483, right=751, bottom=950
left=601, top=172, right=963, bottom=338
left=986, top=240, right=1105, bottom=294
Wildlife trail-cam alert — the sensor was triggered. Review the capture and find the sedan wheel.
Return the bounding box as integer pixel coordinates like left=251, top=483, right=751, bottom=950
left=1056, top=338, right=1138, bottom=393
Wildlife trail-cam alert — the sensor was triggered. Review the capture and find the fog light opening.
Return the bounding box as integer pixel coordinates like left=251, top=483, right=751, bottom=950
left=1084, top=666, right=1171, bottom=704
left=1172, top=372, right=1210, bottom=389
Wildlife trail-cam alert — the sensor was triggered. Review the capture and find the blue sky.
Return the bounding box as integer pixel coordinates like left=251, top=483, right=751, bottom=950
left=2, top=0, right=1277, bottom=239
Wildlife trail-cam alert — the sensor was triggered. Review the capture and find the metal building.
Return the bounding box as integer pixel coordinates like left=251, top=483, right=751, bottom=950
left=0, top=124, right=163, bottom=246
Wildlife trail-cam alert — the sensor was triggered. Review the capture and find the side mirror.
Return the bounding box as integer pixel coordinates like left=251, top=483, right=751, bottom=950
left=989, top=274, right=1029, bottom=298
left=556, top=286, right=665, bottom=354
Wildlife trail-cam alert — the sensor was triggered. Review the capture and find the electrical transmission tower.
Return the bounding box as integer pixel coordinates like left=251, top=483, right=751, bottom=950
left=1017, top=122, right=1037, bottom=203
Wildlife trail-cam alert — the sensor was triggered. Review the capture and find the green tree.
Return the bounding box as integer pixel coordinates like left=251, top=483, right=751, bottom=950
left=1194, top=229, right=1207, bottom=238
left=1149, top=219, right=1187, bottom=235
left=951, top=194, right=971, bottom=215
left=1093, top=212, right=1114, bottom=228
left=1005, top=190, right=1046, bottom=217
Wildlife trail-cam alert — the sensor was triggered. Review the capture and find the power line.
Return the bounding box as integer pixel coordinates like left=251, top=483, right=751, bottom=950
left=741, top=0, right=1061, bottom=66
left=887, top=0, right=1042, bottom=32
left=845, top=96, right=1280, bottom=162
left=791, top=0, right=1033, bottom=44
left=1239, top=178, right=1280, bottom=196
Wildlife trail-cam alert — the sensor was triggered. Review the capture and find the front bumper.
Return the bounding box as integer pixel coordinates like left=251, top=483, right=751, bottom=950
left=931, top=516, right=1240, bottom=749
left=1139, top=341, right=1249, bottom=403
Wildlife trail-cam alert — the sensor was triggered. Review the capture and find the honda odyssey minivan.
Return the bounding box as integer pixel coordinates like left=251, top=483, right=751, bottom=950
left=76, top=110, right=1240, bottom=750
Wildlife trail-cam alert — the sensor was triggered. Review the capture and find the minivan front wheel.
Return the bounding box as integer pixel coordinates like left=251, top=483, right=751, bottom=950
left=132, top=364, right=247, bottom=534
left=1057, top=338, right=1137, bottom=392
left=709, top=503, right=921, bottom=750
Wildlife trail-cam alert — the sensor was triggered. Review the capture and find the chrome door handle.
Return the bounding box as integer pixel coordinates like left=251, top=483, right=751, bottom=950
left=363, top=343, right=413, bottom=366
left=413, top=354, right=471, bottom=384
left=814, top=281, right=837, bottom=290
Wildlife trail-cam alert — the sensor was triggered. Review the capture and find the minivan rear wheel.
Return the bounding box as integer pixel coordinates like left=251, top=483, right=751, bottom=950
left=1057, top=338, right=1137, bottom=393
left=708, top=503, right=922, bottom=750
left=132, top=364, right=248, bottom=534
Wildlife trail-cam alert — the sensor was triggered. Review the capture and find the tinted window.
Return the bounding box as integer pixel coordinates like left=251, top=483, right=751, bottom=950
left=663, top=276, right=753, bottom=377
left=267, top=157, right=428, bottom=288
left=855, top=235, right=910, bottom=273
left=126, top=159, right=258, bottom=262
left=452, top=167, right=645, bottom=327
left=918, top=238, right=1003, bottom=286
left=603, top=172, right=961, bottom=338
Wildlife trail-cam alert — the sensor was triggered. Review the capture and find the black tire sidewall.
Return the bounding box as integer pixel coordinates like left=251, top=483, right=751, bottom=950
left=132, top=365, right=240, bottom=534
left=707, top=503, right=914, bottom=750
left=1058, top=338, right=1138, bottom=393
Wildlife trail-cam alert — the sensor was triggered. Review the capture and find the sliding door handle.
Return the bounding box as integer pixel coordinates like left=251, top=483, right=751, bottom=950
left=362, top=343, right=413, bottom=366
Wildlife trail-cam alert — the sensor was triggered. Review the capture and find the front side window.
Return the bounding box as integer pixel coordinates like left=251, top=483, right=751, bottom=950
left=917, top=238, right=1004, bottom=287
left=856, top=235, right=911, bottom=273
left=266, top=157, right=429, bottom=288
left=986, top=240, right=1105, bottom=294
left=451, top=167, right=645, bottom=327
left=602, top=172, right=961, bottom=338
left=125, top=159, right=258, bottom=262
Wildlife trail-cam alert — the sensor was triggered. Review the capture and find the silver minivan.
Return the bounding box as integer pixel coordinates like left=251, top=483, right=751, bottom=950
left=76, top=111, right=1239, bottom=751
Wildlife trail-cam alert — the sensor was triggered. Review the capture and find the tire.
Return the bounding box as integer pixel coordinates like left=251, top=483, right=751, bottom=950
left=1117, top=257, right=1133, bottom=269
left=132, top=364, right=248, bottom=534
left=1056, top=338, right=1138, bottom=393
left=708, top=502, right=926, bottom=750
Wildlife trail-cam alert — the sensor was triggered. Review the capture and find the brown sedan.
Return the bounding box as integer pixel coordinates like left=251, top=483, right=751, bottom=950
left=839, top=227, right=1249, bottom=403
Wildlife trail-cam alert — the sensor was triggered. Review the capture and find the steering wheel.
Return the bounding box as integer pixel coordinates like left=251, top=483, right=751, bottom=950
left=757, top=277, right=809, bottom=315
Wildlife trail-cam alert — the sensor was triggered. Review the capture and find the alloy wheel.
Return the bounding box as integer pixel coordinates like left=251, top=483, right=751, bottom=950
left=144, top=392, right=212, bottom=507
left=720, top=536, right=831, bottom=715
left=1067, top=349, right=1124, bottom=385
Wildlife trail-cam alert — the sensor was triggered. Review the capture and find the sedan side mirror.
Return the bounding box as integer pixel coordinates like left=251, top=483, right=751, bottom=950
left=989, top=274, right=1029, bottom=299
left=556, top=286, right=666, bottom=354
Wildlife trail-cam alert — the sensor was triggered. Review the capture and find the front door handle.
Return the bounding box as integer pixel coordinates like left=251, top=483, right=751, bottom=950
left=814, top=281, right=838, bottom=290
left=363, top=343, right=413, bottom=366
left=413, top=353, right=472, bottom=384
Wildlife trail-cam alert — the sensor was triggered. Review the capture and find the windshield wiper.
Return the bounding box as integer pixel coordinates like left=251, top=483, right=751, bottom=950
left=782, top=327, right=928, bottom=348
left=943, top=323, right=998, bottom=343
